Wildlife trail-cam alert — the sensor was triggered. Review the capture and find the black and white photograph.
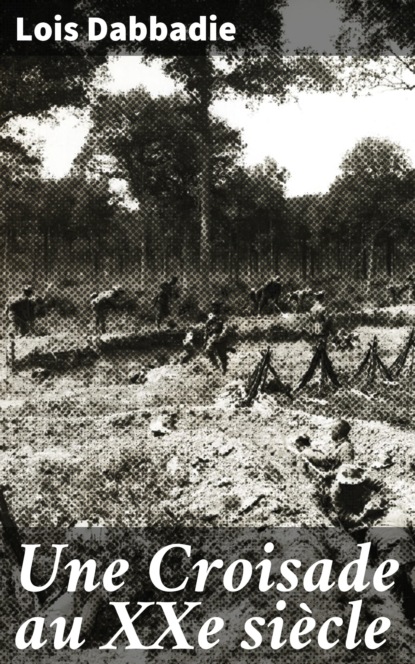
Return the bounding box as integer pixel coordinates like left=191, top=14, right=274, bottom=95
left=1, top=1, right=415, bottom=661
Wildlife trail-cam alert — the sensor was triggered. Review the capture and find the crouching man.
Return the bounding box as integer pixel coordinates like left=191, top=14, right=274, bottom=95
left=296, top=419, right=355, bottom=476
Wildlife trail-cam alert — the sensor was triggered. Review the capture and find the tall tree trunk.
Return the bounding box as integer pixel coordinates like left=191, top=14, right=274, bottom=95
left=198, top=57, right=213, bottom=274
left=43, top=226, right=50, bottom=282
left=386, top=235, right=394, bottom=277
left=300, top=238, right=308, bottom=281
left=365, top=227, right=375, bottom=298
left=140, top=235, right=147, bottom=291
left=3, top=228, right=9, bottom=292
left=310, top=247, right=315, bottom=278
left=269, top=214, right=275, bottom=273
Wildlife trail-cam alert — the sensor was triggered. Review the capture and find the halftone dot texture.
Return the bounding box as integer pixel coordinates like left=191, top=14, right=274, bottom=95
left=0, top=53, right=415, bottom=527
left=1, top=33, right=415, bottom=660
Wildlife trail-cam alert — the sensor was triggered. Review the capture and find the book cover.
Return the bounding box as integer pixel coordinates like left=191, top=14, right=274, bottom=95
left=0, top=1, right=414, bottom=661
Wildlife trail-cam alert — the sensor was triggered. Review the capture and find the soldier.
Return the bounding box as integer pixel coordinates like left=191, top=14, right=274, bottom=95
left=204, top=305, right=235, bottom=375
left=154, top=276, right=179, bottom=330
left=90, top=286, right=123, bottom=335
left=250, top=275, right=282, bottom=317
left=298, top=419, right=355, bottom=476
left=309, top=291, right=334, bottom=339
left=6, top=286, right=38, bottom=336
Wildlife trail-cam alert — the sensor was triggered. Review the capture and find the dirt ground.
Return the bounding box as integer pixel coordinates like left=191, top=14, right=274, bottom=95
left=0, top=313, right=414, bottom=529
left=2, top=312, right=415, bottom=662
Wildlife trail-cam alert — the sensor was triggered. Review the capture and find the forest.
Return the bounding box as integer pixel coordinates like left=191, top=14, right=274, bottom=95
left=2, top=85, right=415, bottom=297
left=2, top=0, right=415, bottom=302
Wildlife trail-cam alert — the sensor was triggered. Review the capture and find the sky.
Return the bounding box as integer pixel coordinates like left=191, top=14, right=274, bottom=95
left=10, top=55, right=415, bottom=198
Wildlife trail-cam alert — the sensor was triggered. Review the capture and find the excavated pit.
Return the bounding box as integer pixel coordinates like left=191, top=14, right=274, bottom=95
left=1, top=316, right=415, bottom=661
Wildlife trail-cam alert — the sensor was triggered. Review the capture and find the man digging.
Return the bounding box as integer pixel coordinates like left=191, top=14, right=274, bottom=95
left=90, top=286, right=124, bottom=335
left=250, top=275, right=285, bottom=317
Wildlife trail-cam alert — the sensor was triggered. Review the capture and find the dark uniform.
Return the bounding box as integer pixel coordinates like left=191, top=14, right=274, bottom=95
left=300, top=420, right=355, bottom=475
left=6, top=287, right=38, bottom=336
left=204, top=313, right=234, bottom=375
left=250, top=276, right=282, bottom=316
left=90, top=288, right=123, bottom=335
left=154, top=277, right=179, bottom=330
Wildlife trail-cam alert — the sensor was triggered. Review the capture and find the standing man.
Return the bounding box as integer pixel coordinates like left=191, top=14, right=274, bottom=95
left=6, top=286, right=38, bottom=336
left=250, top=275, right=282, bottom=316
left=309, top=291, right=334, bottom=339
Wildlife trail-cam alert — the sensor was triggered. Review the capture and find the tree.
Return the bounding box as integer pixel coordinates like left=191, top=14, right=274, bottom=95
left=335, top=0, right=415, bottom=92
left=326, top=137, right=412, bottom=291
left=75, top=0, right=339, bottom=271
left=1, top=2, right=342, bottom=280
left=74, top=90, right=241, bottom=280
left=157, top=53, right=337, bottom=272
left=285, top=194, right=327, bottom=281
left=335, top=0, right=415, bottom=56
left=0, top=57, right=102, bottom=128
left=213, top=158, right=288, bottom=276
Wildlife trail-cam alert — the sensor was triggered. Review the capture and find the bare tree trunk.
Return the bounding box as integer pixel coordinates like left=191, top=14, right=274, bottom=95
left=269, top=214, right=275, bottom=273
left=43, top=226, right=50, bottom=282
left=140, top=237, right=147, bottom=291
left=3, top=228, right=9, bottom=293
left=386, top=235, right=394, bottom=277
left=366, top=229, right=375, bottom=298
left=198, top=57, right=213, bottom=275
left=301, top=239, right=308, bottom=281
